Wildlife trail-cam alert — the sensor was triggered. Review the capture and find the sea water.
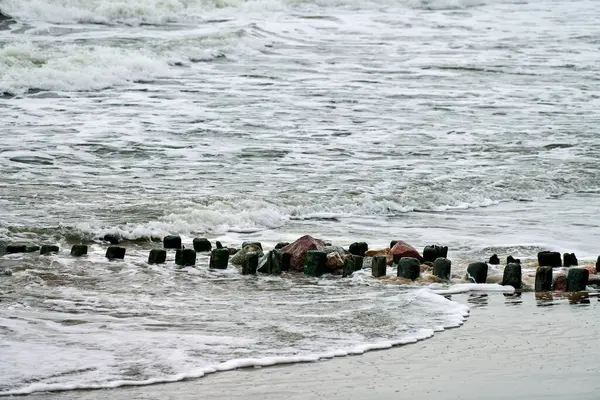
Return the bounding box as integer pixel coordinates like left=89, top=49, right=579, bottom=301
left=1, top=0, right=599, bottom=395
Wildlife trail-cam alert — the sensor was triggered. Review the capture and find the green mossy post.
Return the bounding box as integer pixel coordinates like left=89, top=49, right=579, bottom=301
left=242, top=252, right=258, bottom=275
left=70, top=245, right=88, bottom=257
left=148, top=249, right=167, bottom=264
left=210, top=248, right=229, bottom=269
left=537, top=251, right=561, bottom=267
left=6, top=244, right=26, bottom=254
left=193, top=238, right=212, bottom=252
left=40, top=245, right=59, bottom=255
left=433, top=257, right=451, bottom=281
left=106, top=246, right=126, bottom=260
left=349, top=242, right=368, bottom=257
left=535, top=266, right=553, bottom=292
left=466, top=262, right=488, bottom=283
left=502, top=263, right=522, bottom=289
left=176, top=249, right=196, bottom=267
left=371, top=256, right=387, bottom=277
left=566, top=268, right=589, bottom=292
left=304, top=250, right=327, bottom=277
left=397, top=257, right=420, bottom=280
left=269, top=250, right=290, bottom=275
left=352, top=255, right=364, bottom=271
left=163, top=235, right=182, bottom=249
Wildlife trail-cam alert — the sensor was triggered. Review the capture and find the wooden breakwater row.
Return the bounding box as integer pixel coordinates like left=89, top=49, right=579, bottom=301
left=3, top=235, right=600, bottom=292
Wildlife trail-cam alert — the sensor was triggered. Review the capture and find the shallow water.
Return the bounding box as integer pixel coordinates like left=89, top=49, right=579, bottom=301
left=1, top=0, right=600, bottom=395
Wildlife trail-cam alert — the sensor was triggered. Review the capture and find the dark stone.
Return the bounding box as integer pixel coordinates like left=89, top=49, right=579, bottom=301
left=6, top=244, right=27, bottom=254
left=304, top=250, right=327, bottom=277
left=275, top=242, right=289, bottom=250
left=537, top=251, right=561, bottom=267
left=397, top=257, right=420, bottom=280
left=40, top=245, right=59, bottom=255
left=488, top=254, right=500, bottom=265
left=535, top=266, right=553, bottom=292
left=106, top=246, right=126, bottom=260
left=466, top=262, right=488, bottom=283
left=216, top=241, right=223, bottom=249
left=349, top=242, right=368, bottom=257
left=70, top=245, right=88, bottom=257
left=390, top=240, right=398, bottom=249
left=563, top=253, right=578, bottom=267
left=506, top=255, right=520, bottom=265
left=242, top=253, right=258, bottom=275
left=502, top=263, right=522, bottom=289
left=26, top=246, right=40, bottom=253
left=352, top=255, right=364, bottom=270
left=148, top=249, right=167, bottom=264
left=175, top=249, right=196, bottom=267
left=163, top=235, right=182, bottom=249
left=2, top=269, right=12, bottom=276
left=242, top=241, right=262, bottom=250
left=193, top=238, right=212, bottom=252
left=566, top=268, right=589, bottom=292
left=423, top=245, right=448, bottom=263
left=103, top=234, right=119, bottom=245
left=596, top=256, right=600, bottom=272
left=210, top=249, right=229, bottom=269
left=371, top=256, right=387, bottom=278
left=433, top=257, right=451, bottom=281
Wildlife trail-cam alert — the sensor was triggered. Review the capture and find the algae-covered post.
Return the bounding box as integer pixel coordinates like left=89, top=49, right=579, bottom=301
left=535, top=266, right=553, bottom=291
left=210, top=248, right=229, bottom=269
left=106, top=246, right=126, bottom=260
left=193, top=238, right=212, bottom=252
left=371, top=256, right=386, bottom=277
left=242, top=253, right=258, bottom=275
left=163, top=235, right=182, bottom=249
left=566, top=268, right=589, bottom=292
left=537, top=251, right=561, bottom=267
left=466, top=262, right=488, bottom=284
left=70, top=244, right=88, bottom=257
left=304, top=250, right=327, bottom=277
left=40, top=245, right=59, bottom=255
left=502, top=263, right=522, bottom=289
left=397, top=257, right=420, bottom=280
left=423, top=245, right=448, bottom=263
left=148, top=249, right=166, bottom=264
left=433, top=257, right=451, bottom=281
left=175, top=249, right=196, bottom=267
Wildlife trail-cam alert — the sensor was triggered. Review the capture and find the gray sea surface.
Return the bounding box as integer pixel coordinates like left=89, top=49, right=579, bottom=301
left=1, top=0, right=599, bottom=396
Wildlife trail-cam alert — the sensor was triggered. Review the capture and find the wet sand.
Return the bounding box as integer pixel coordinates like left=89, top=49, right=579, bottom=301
left=31, top=292, right=600, bottom=400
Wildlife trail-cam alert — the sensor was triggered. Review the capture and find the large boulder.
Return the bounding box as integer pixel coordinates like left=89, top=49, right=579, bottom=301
left=230, top=244, right=264, bottom=265
left=391, top=241, right=422, bottom=263
left=326, top=252, right=345, bottom=272
left=365, top=248, right=393, bottom=265
left=281, top=235, right=326, bottom=272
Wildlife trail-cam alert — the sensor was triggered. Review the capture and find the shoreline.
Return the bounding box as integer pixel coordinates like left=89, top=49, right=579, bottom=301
left=28, top=292, right=600, bottom=400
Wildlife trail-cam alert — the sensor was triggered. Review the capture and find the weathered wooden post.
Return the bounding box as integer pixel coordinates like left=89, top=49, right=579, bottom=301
left=40, top=245, right=59, bottom=255
left=371, top=256, right=386, bottom=277
left=148, top=249, right=166, bottom=264
left=466, top=262, right=488, bottom=283
left=304, top=250, right=327, bottom=277
left=70, top=245, right=88, bottom=257
left=537, top=251, right=561, bottom=267
left=502, top=263, right=522, bottom=289
left=210, top=249, right=229, bottom=269
left=176, top=249, right=196, bottom=266
left=433, top=258, right=451, bottom=281
left=163, top=235, right=182, bottom=249
left=397, top=257, right=420, bottom=280
left=106, top=246, right=126, bottom=260
left=566, top=268, right=589, bottom=292
left=535, top=266, right=553, bottom=291
left=193, top=238, right=212, bottom=252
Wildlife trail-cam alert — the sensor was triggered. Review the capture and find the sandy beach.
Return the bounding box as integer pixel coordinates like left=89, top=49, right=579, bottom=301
left=28, top=291, right=600, bottom=400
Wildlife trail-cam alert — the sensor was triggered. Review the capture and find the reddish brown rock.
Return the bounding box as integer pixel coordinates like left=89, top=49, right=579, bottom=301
left=583, top=264, right=597, bottom=275
left=281, top=235, right=326, bottom=272
left=365, top=248, right=393, bottom=265
left=391, top=241, right=422, bottom=262
left=553, top=273, right=567, bottom=292
left=326, top=252, right=344, bottom=272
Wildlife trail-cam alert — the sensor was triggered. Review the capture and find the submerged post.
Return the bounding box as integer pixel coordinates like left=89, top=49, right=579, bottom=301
left=535, top=266, right=553, bottom=292
left=148, top=249, right=166, bottom=264
left=397, top=257, right=420, bottom=281
left=566, top=268, right=589, bottom=292
left=502, top=263, right=522, bottom=289
left=433, top=257, right=451, bottom=281
left=210, top=249, right=229, bottom=269
left=70, top=245, right=88, bottom=257
left=304, top=250, right=327, bottom=277
left=466, top=262, right=488, bottom=284
left=371, top=256, right=387, bottom=278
